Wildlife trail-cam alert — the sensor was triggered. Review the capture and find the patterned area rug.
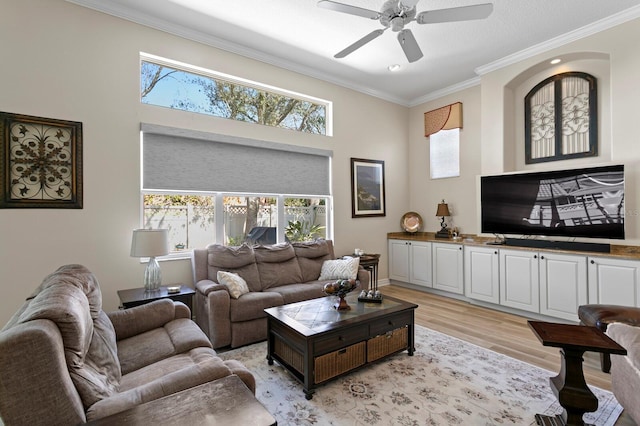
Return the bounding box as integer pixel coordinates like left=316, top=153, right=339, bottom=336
left=219, top=325, right=622, bottom=425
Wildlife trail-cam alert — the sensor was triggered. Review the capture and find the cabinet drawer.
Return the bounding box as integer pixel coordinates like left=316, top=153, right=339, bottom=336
left=314, top=326, right=368, bottom=355
left=369, top=311, right=413, bottom=337
left=367, top=327, right=408, bottom=362
left=314, top=341, right=366, bottom=383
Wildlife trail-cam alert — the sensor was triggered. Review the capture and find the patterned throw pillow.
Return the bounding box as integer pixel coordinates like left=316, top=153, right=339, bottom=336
left=318, top=257, right=360, bottom=281
left=217, top=271, right=250, bottom=299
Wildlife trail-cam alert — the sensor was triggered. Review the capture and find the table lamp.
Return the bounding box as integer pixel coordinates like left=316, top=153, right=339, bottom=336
left=130, top=229, right=170, bottom=291
left=435, top=200, right=451, bottom=239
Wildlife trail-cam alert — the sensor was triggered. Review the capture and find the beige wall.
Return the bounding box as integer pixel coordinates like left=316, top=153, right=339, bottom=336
left=0, top=0, right=409, bottom=325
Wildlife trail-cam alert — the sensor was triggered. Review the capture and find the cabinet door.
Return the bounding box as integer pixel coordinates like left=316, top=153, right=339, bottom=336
left=464, top=246, right=499, bottom=304
left=410, top=241, right=432, bottom=287
left=499, top=249, right=539, bottom=313
left=432, top=243, right=464, bottom=294
left=388, top=240, right=410, bottom=282
left=539, top=252, right=587, bottom=321
left=588, top=257, right=640, bottom=307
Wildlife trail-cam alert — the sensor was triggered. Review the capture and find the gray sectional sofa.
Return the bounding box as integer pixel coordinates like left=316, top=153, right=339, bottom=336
left=192, top=239, right=370, bottom=348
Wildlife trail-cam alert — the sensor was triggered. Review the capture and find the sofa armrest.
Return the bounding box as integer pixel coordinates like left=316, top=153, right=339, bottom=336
left=196, top=279, right=228, bottom=296
left=578, top=304, right=640, bottom=331
left=195, top=280, right=232, bottom=349
left=107, top=299, right=181, bottom=341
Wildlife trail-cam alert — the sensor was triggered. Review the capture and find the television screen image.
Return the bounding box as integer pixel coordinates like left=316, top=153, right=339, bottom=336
left=481, top=165, right=625, bottom=240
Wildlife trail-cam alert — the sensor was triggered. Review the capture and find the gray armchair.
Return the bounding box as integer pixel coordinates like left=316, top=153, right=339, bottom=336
left=0, top=264, right=254, bottom=425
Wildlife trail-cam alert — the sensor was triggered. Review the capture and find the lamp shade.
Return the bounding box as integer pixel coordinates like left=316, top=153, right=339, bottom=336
left=130, top=229, right=170, bottom=257
left=435, top=202, right=450, bottom=217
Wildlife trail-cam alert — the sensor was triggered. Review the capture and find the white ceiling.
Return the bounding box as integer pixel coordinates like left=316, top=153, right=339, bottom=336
left=68, top=0, right=640, bottom=106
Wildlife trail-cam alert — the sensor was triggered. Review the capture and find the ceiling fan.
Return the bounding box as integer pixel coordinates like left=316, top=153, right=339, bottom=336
left=318, top=0, right=493, bottom=63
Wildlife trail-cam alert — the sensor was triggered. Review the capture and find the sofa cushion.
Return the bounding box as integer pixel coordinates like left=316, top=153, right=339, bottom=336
left=14, top=264, right=120, bottom=409
left=229, top=291, right=284, bottom=322
left=269, top=282, right=326, bottom=304
left=207, top=244, right=262, bottom=292
left=607, top=322, right=640, bottom=371
left=318, top=257, right=360, bottom=281
left=254, top=243, right=304, bottom=289
left=217, top=271, right=250, bottom=299
left=293, top=240, right=335, bottom=282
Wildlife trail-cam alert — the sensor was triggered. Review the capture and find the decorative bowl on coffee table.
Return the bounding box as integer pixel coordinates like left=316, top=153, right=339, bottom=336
left=323, top=279, right=358, bottom=310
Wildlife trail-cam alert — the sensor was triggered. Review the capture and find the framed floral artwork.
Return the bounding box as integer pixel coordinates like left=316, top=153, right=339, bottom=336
left=351, top=157, right=385, bottom=218
left=0, top=112, right=82, bottom=208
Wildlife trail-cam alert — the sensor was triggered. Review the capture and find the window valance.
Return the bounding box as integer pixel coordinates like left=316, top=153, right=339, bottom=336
left=424, top=102, right=463, bottom=137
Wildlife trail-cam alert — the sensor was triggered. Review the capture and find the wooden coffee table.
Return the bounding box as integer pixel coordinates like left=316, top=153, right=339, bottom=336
left=528, top=321, right=627, bottom=426
left=265, top=293, right=417, bottom=400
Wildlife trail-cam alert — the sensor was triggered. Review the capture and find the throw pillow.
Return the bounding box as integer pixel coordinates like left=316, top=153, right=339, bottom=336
left=217, top=271, right=250, bottom=299
left=318, top=257, right=360, bottom=281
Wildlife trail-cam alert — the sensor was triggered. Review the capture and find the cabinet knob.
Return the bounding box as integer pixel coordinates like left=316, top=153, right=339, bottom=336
left=459, top=246, right=462, bottom=250
left=494, top=251, right=498, bottom=255
left=590, top=259, right=595, bottom=264
left=540, top=255, right=545, bottom=260
left=388, top=321, right=394, bottom=326
left=534, top=255, right=537, bottom=259
left=338, top=335, right=344, bottom=341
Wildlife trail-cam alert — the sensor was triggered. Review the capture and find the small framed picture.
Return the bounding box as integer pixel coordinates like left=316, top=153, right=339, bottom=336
left=0, top=112, right=82, bottom=209
left=351, top=158, right=385, bottom=218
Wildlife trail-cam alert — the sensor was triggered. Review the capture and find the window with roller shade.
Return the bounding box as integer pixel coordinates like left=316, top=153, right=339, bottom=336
left=140, top=124, right=332, bottom=251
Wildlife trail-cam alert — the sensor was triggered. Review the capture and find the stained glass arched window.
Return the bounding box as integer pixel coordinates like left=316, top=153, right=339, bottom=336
left=525, top=72, right=597, bottom=164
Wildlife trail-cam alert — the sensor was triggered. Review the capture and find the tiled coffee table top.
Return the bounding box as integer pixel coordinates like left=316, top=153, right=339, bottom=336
left=277, top=294, right=403, bottom=331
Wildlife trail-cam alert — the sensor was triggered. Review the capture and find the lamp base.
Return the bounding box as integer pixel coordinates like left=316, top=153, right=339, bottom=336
left=144, top=256, right=162, bottom=292
left=435, top=229, right=450, bottom=239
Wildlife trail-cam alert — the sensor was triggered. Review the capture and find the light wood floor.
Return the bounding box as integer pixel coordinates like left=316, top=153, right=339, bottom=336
left=382, top=284, right=636, bottom=426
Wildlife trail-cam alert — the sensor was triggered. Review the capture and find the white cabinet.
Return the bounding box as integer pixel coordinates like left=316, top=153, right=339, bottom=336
left=388, top=239, right=410, bottom=282
left=464, top=245, right=500, bottom=304
left=410, top=241, right=433, bottom=287
left=539, top=252, right=587, bottom=322
left=432, top=243, right=464, bottom=294
left=588, top=256, right=640, bottom=307
left=499, top=249, right=539, bottom=314
left=388, top=239, right=432, bottom=287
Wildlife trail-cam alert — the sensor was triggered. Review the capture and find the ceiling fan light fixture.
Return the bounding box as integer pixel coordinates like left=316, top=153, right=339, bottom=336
left=550, top=58, right=561, bottom=64
left=390, top=16, right=404, bottom=32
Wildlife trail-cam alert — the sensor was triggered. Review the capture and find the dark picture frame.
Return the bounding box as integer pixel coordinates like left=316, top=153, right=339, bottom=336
left=0, top=112, right=83, bottom=208
left=351, top=157, right=385, bottom=218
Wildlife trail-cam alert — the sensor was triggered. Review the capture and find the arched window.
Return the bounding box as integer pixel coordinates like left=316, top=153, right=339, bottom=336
left=525, top=72, right=597, bottom=164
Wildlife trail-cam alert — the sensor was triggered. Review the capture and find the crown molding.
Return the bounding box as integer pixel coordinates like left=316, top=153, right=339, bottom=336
left=408, top=77, right=480, bottom=107
left=475, top=5, right=640, bottom=77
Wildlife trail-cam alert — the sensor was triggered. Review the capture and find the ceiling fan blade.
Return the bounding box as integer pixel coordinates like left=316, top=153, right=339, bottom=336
left=317, top=0, right=380, bottom=20
left=416, top=3, right=493, bottom=25
left=335, top=29, right=386, bottom=58
left=398, top=29, right=423, bottom=63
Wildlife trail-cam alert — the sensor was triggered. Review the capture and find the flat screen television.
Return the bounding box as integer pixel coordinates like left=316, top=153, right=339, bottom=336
left=480, top=164, right=625, bottom=240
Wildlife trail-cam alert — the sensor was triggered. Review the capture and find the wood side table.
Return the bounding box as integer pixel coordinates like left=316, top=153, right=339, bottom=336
left=343, top=254, right=380, bottom=292
left=528, top=321, right=626, bottom=426
left=118, top=285, right=195, bottom=313
left=85, top=375, right=276, bottom=426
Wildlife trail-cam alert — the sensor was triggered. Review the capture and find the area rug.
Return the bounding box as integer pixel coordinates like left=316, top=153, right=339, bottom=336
left=219, top=325, right=623, bottom=425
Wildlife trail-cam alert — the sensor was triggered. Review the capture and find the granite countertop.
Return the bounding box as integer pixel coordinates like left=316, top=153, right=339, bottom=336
left=387, top=232, right=640, bottom=261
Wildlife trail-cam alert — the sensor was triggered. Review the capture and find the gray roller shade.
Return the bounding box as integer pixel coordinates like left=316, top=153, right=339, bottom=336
left=141, top=124, right=332, bottom=196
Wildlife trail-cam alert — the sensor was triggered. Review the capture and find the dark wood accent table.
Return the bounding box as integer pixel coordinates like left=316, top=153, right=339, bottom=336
left=358, top=253, right=380, bottom=292
left=528, top=321, right=626, bottom=426
left=85, top=375, right=276, bottom=426
left=117, top=285, right=195, bottom=313
left=265, top=294, right=417, bottom=400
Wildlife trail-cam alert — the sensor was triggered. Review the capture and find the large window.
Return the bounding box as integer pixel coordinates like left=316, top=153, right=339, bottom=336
left=140, top=53, right=331, bottom=135
left=140, top=124, right=332, bottom=252
left=142, top=194, right=328, bottom=252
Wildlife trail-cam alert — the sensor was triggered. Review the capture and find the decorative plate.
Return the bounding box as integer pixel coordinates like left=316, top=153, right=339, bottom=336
left=401, top=212, right=423, bottom=233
